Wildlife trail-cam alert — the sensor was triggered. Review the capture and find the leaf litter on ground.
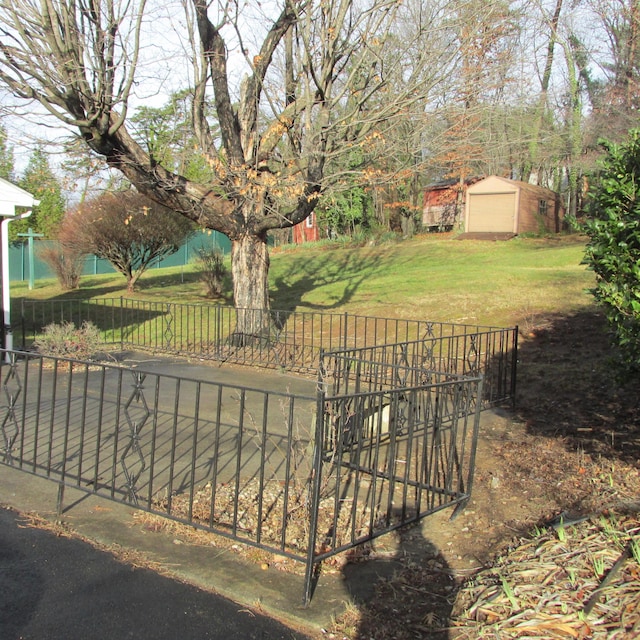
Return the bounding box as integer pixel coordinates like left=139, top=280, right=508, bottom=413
left=450, top=511, right=640, bottom=639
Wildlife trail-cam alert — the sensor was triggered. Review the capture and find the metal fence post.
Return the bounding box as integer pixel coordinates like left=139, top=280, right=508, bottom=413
left=19, top=298, right=25, bottom=349
left=120, top=296, right=124, bottom=351
left=302, top=381, right=327, bottom=606
left=463, top=375, right=484, bottom=508
left=215, top=305, right=221, bottom=355
left=511, top=326, right=518, bottom=408
left=342, top=312, right=348, bottom=352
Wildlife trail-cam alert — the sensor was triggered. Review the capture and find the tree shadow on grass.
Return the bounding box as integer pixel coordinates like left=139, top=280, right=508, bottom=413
left=20, top=265, right=222, bottom=304
left=270, top=244, right=403, bottom=312
left=513, top=308, right=640, bottom=464
left=15, top=296, right=168, bottom=349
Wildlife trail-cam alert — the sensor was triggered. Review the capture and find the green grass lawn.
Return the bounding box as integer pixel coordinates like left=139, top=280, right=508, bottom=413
left=12, top=233, right=596, bottom=328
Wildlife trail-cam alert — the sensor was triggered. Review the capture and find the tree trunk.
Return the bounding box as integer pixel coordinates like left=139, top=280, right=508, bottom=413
left=127, top=271, right=141, bottom=293
left=526, top=0, right=563, bottom=184
left=400, top=211, right=415, bottom=238
left=231, top=232, right=271, bottom=339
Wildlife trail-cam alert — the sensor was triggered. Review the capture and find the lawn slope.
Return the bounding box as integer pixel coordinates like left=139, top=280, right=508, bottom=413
left=14, top=234, right=595, bottom=329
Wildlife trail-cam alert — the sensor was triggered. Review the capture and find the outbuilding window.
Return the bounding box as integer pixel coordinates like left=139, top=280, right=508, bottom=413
left=538, top=199, right=548, bottom=217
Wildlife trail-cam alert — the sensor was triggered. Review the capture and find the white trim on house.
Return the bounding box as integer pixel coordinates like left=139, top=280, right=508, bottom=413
left=0, top=177, right=40, bottom=354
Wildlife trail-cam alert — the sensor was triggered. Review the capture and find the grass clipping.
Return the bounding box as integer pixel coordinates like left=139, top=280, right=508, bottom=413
left=451, top=512, right=640, bottom=639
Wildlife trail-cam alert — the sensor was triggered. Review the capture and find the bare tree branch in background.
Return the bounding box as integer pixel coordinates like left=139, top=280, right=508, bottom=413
left=0, top=0, right=445, bottom=332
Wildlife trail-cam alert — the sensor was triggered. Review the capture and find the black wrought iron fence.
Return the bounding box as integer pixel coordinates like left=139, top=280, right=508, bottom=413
left=0, top=348, right=482, bottom=604
left=18, top=299, right=517, bottom=405
left=319, top=330, right=515, bottom=406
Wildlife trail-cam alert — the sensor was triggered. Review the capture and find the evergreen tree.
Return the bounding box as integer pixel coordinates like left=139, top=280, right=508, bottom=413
left=15, top=148, right=66, bottom=240
left=0, top=124, right=14, bottom=181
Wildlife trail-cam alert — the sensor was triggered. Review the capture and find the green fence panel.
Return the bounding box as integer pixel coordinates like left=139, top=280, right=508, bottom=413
left=8, top=230, right=231, bottom=283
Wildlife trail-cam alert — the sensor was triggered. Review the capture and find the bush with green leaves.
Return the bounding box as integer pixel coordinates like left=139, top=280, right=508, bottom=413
left=34, top=321, right=103, bottom=359
left=582, top=129, right=640, bottom=373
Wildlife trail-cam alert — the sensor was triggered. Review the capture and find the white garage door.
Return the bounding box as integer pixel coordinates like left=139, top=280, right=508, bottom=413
left=467, top=193, right=515, bottom=233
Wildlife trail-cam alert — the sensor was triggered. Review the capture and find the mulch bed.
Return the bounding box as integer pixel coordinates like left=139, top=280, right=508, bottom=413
left=451, top=512, right=640, bottom=639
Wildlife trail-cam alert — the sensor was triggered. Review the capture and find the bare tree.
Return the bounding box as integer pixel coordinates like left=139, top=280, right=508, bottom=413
left=0, top=0, right=445, bottom=335
left=425, top=1, right=522, bottom=184
left=525, top=0, right=564, bottom=184
left=583, top=0, right=640, bottom=143
left=38, top=240, right=86, bottom=290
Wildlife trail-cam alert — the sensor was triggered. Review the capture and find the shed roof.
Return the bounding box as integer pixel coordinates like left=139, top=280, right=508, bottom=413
left=0, top=176, right=40, bottom=214
left=467, top=176, right=558, bottom=199
left=424, top=176, right=483, bottom=192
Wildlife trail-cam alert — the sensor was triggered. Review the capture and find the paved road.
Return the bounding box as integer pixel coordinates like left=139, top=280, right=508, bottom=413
left=0, top=506, right=310, bottom=640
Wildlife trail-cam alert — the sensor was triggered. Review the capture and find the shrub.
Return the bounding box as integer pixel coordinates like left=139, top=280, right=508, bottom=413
left=37, top=242, right=86, bottom=290
left=34, top=321, right=103, bottom=359
left=195, top=247, right=228, bottom=298
left=582, top=129, right=640, bottom=374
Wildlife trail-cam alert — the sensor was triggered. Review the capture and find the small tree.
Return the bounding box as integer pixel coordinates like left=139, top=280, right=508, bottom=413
left=60, top=191, right=194, bottom=293
left=582, top=129, right=640, bottom=373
